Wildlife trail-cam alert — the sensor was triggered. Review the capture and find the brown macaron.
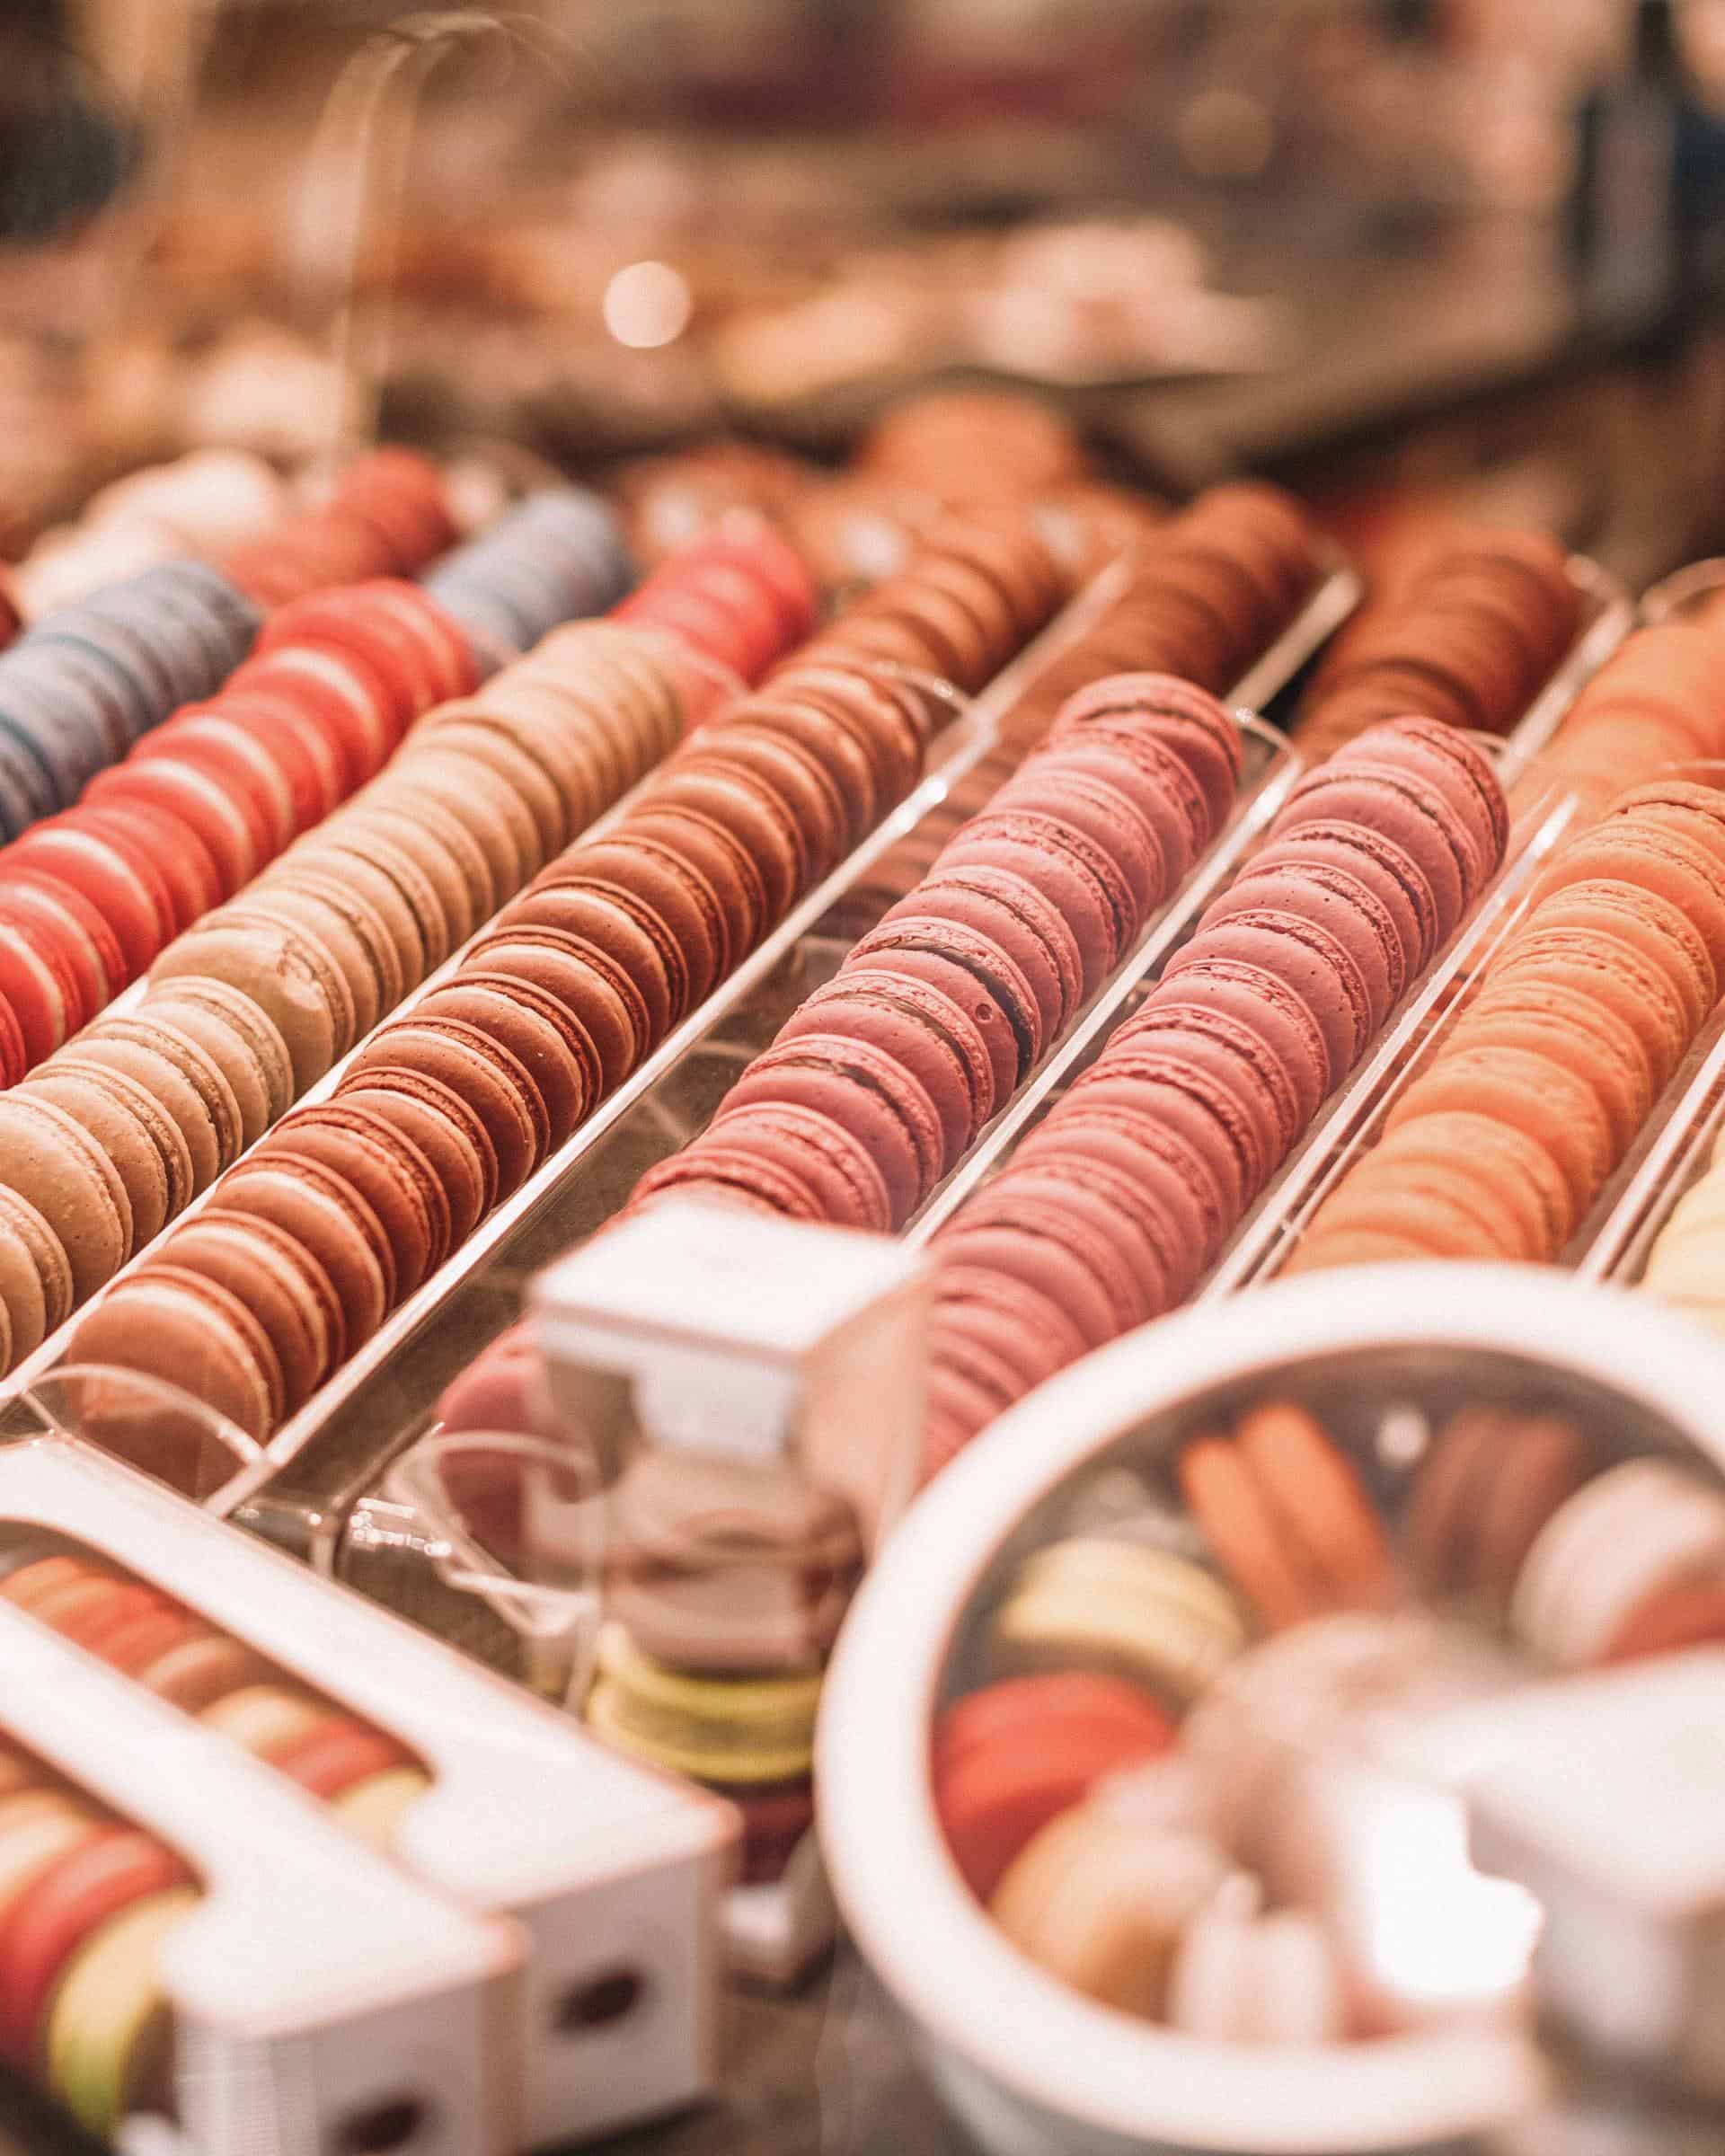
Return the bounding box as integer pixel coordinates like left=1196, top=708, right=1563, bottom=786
left=212, top=1154, right=396, bottom=1350
left=264, top=1101, right=453, bottom=1297
left=334, top=1067, right=496, bottom=1244
left=0, top=1094, right=132, bottom=1300
left=132, top=979, right=295, bottom=1142
left=20, top=1065, right=180, bottom=1250
left=412, top=975, right=600, bottom=1150
left=149, top=917, right=350, bottom=1094
left=0, top=1187, right=72, bottom=1365
left=344, top=1017, right=549, bottom=1202
left=66, top=1264, right=286, bottom=1441
left=154, top=1210, right=343, bottom=1413
left=464, top=926, right=650, bottom=1094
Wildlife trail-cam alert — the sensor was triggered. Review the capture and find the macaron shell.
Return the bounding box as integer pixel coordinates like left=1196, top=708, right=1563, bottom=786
left=66, top=1263, right=285, bottom=1440
left=0, top=1094, right=132, bottom=1299
left=19, top=1067, right=172, bottom=1249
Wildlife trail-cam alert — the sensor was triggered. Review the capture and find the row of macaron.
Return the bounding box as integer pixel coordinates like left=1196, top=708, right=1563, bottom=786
left=1288, top=779, right=1725, bottom=1272
left=13, top=449, right=290, bottom=623
left=0, top=579, right=476, bottom=1080
left=1522, top=603, right=1725, bottom=824
left=610, top=389, right=1163, bottom=591
left=993, top=482, right=1325, bottom=762
left=49, top=517, right=1057, bottom=1427
left=0, top=1544, right=426, bottom=2136
left=1294, top=523, right=1582, bottom=763
left=0, top=562, right=261, bottom=847
left=0, top=623, right=698, bottom=1386
left=916, top=718, right=1511, bottom=1480
left=217, top=447, right=458, bottom=612
left=0, top=484, right=684, bottom=1081
left=631, top=674, right=1247, bottom=1238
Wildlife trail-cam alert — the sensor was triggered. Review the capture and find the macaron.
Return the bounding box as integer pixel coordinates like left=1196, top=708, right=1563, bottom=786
left=1384, top=1045, right=1616, bottom=1226
left=1163, top=908, right=1371, bottom=1086
left=1511, top=1459, right=1725, bottom=1670
left=774, top=970, right=998, bottom=1174
left=0, top=1187, right=72, bottom=1366
left=585, top=1622, right=823, bottom=1785
left=0, top=1094, right=131, bottom=1300
left=639, top=1100, right=894, bottom=1233
left=1404, top=1406, right=1589, bottom=1611
left=0, top=1829, right=190, bottom=2072
left=208, top=1153, right=396, bottom=1356
left=263, top=1102, right=452, bottom=1297
left=988, top=1806, right=1230, bottom=2022
left=846, top=925, right=1039, bottom=1093
left=148, top=918, right=349, bottom=1094
left=43, top=1885, right=198, bottom=2135
left=19, top=1065, right=178, bottom=1250
left=990, top=1537, right=1251, bottom=1709
left=154, top=1210, right=343, bottom=1414
left=344, top=1016, right=548, bottom=1203
left=933, top=1672, right=1177, bottom=1902
left=66, top=1264, right=286, bottom=1440
left=332, top=1068, right=498, bottom=1245
left=464, top=926, right=650, bottom=1096
left=717, top=1033, right=944, bottom=1226
left=1205, top=856, right=1408, bottom=1031
left=412, top=975, right=599, bottom=1151
left=132, top=979, right=295, bottom=1145
left=73, top=1011, right=245, bottom=1186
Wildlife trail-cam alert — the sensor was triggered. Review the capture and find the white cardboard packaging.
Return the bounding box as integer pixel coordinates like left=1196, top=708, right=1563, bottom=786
left=0, top=1436, right=736, bottom=2146
left=0, top=1597, right=522, bottom=2154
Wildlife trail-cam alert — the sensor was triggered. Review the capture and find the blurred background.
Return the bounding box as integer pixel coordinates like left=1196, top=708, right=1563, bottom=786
left=4, top=0, right=1725, bottom=582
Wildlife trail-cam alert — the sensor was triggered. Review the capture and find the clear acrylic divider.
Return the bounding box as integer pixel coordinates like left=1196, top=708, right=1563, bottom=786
left=385, top=1429, right=606, bottom=1709
left=1493, top=555, right=1635, bottom=786
left=13, top=1365, right=262, bottom=1509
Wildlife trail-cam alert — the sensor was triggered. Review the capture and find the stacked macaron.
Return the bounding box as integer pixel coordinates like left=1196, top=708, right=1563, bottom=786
left=1640, top=1122, right=1725, bottom=1330
left=219, top=448, right=458, bottom=609
left=14, top=450, right=288, bottom=621
left=1287, top=779, right=1725, bottom=1271
left=31, top=628, right=687, bottom=1385
left=0, top=579, right=472, bottom=1077
left=0, top=563, right=261, bottom=847
left=420, top=486, right=632, bottom=665
left=630, top=676, right=1244, bottom=1235
left=586, top=1449, right=863, bottom=1883
left=1, top=1548, right=428, bottom=1843
left=1294, top=524, right=1580, bottom=762
left=1524, top=614, right=1725, bottom=825
left=0, top=1722, right=194, bottom=2136
left=917, top=716, right=1508, bottom=1479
